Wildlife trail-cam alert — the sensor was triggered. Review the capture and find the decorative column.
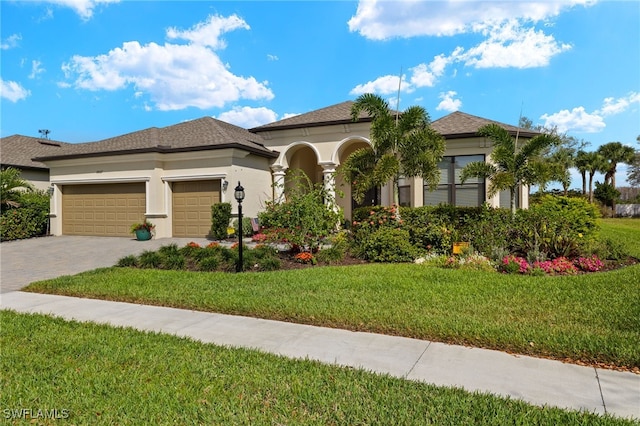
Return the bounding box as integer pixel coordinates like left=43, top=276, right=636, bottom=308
left=320, top=162, right=338, bottom=210
left=271, top=165, right=287, bottom=204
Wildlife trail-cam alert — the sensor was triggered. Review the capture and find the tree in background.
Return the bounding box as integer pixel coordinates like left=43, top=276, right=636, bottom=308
left=518, top=116, right=587, bottom=196
left=627, top=135, right=640, bottom=187
left=597, top=142, right=635, bottom=189
left=460, top=123, right=559, bottom=215
left=342, top=93, right=445, bottom=207
left=575, top=150, right=608, bottom=203
left=597, top=142, right=635, bottom=211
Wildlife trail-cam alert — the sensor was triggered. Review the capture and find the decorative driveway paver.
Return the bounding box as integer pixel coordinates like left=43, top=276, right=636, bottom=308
left=0, top=235, right=214, bottom=293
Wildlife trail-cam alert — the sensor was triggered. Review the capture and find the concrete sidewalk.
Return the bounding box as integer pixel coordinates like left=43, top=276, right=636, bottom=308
left=2, top=291, right=638, bottom=420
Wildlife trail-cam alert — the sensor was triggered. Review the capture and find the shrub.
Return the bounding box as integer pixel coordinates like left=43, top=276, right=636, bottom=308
left=0, top=189, right=50, bottom=241
left=211, top=203, right=232, bottom=240
left=359, top=228, right=417, bottom=263
left=316, top=245, right=346, bottom=265
left=138, top=250, right=163, bottom=269
left=162, top=253, right=186, bottom=270
left=294, top=252, right=316, bottom=264
left=511, top=196, right=600, bottom=259
left=232, top=217, right=253, bottom=237
left=116, top=255, right=138, bottom=267
left=198, top=256, right=220, bottom=272
left=259, top=170, right=342, bottom=252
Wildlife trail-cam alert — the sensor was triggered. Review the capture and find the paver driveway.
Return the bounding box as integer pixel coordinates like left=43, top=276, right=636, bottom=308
left=0, top=235, right=214, bottom=293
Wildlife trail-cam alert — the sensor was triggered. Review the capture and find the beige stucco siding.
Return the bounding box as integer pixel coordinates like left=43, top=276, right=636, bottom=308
left=46, top=149, right=272, bottom=238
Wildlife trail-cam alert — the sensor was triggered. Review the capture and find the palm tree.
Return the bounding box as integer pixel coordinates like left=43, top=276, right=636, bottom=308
left=0, top=167, right=34, bottom=209
left=548, top=147, right=575, bottom=196
left=460, top=123, right=559, bottom=215
left=342, top=93, right=446, bottom=207
left=597, top=142, right=635, bottom=189
left=575, top=150, right=590, bottom=196
left=581, top=151, right=608, bottom=203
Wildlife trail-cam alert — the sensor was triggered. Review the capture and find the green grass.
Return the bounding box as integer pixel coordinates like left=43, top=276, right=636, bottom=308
left=1, top=310, right=634, bottom=425
left=600, top=218, right=640, bottom=258
left=25, top=263, right=640, bottom=370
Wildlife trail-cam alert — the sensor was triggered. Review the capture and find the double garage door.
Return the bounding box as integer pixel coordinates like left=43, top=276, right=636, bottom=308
left=62, top=183, right=146, bottom=237
left=62, top=181, right=220, bottom=238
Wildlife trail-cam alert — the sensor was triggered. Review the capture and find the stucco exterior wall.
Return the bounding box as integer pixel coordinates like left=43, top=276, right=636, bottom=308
left=46, top=149, right=272, bottom=238
left=16, top=168, right=50, bottom=192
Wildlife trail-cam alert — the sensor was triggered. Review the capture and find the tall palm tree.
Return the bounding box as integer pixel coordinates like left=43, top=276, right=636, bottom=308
left=342, top=93, right=446, bottom=207
left=548, top=147, right=575, bottom=196
left=580, top=151, right=608, bottom=203
left=460, top=123, right=559, bottom=215
left=575, top=150, right=590, bottom=196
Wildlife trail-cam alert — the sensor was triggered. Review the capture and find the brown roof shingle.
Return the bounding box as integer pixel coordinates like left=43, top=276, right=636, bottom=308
left=431, top=111, right=539, bottom=138
left=33, top=117, right=277, bottom=161
left=250, top=101, right=372, bottom=132
left=0, top=135, right=71, bottom=170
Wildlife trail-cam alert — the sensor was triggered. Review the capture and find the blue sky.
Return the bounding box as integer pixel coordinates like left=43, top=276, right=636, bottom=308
left=1, top=0, right=638, bottom=187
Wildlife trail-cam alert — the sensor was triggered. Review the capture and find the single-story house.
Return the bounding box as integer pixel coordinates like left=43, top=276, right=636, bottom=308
left=0, top=135, right=70, bottom=191
left=2, top=101, right=537, bottom=238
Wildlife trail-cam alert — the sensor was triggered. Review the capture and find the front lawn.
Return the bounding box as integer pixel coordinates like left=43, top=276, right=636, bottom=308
left=1, top=311, right=634, bottom=425
left=25, top=222, right=640, bottom=370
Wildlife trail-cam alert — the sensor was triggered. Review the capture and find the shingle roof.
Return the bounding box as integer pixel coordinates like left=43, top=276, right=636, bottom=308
left=0, top=135, right=71, bottom=170
left=431, top=111, right=539, bottom=138
left=250, top=101, right=372, bottom=132
left=33, top=117, right=277, bottom=161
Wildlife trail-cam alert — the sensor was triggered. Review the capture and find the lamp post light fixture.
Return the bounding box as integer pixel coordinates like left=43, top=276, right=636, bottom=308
left=234, top=181, right=245, bottom=272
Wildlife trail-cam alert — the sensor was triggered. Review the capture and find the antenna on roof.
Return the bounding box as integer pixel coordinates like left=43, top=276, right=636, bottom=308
left=38, top=129, right=51, bottom=140
left=515, top=101, right=523, bottom=150
left=395, top=67, right=402, bottom=125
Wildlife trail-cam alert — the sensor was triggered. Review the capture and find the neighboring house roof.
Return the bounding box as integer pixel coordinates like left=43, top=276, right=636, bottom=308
left=250, top=101, right=372, bottom=132
left=0, top=135, right=71, bottom=171
left=34, top=117, right=278, bottom=162
left=431, top=111, right=539, bottom=139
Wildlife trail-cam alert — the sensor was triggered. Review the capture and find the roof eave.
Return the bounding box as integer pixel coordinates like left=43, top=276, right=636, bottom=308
left=34, top=143, right=279, bottom=162
left=250, top=117, right=373, bottom=133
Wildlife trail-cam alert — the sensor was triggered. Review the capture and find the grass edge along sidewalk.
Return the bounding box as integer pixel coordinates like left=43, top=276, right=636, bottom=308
left=1, top=310, right=637, bottom=425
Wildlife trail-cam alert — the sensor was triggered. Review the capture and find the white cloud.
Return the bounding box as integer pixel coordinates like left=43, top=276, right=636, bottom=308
left=1, top=34, right=22, bottom=50
left=217, top=106, right=278, bottom=128
left=348, top=0, right=592, bottom=40
left=540, top=107, right=605, bottom=133
left=267, top=54, right=279, bottom=61
left=458, top=21, right=571, bottom=68
left=0, top=79, right=31, bottom=102
left=281, top=112, right=300, bottom=120
left=61, top=15, right=274, bottom=111
left=436, top=91, right=462, bottom=112
left=596, top=92, right=640, bottom=116
left=43, top=0, right=119, bottom=20
left=541, top=92, right=640, bottom=134
left=350, top=74, right=410, bottom=96
left=166, top=14, right=249, bottom=49
left=29, top=60, right=46, bottom=79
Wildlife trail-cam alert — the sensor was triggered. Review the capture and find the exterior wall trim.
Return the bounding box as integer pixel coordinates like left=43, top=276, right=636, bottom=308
left=161, top=173, right=226, bottom=182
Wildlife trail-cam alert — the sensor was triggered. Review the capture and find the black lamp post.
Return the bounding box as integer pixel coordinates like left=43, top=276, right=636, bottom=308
left=234, top=181, right=245, bottom=272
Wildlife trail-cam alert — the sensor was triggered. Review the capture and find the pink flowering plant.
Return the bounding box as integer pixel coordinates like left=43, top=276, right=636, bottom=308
left=499, top=255, right=531, bottom=274
left=574, top=255, right=604, bottom=272
left=532, top=257, right=578, bottom=275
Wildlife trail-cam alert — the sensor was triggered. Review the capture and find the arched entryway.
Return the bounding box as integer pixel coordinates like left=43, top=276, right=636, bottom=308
left=333, top=137, right=377, bottom=219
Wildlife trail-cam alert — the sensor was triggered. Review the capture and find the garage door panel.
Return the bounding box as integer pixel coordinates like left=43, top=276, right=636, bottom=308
left=172, top=180, right=220, bottom=238
left=62, top=183, right=145, bottom=237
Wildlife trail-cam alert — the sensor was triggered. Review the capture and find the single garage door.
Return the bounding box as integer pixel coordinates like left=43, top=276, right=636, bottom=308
left=62, top=183, right=146, bottom=237
left=172, top=180, right=221, bottom=238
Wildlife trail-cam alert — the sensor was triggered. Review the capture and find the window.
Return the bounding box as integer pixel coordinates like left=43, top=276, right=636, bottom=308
left=398, top=177, right=411, bottom=207
left=424, top=155, right=485, bottom=207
